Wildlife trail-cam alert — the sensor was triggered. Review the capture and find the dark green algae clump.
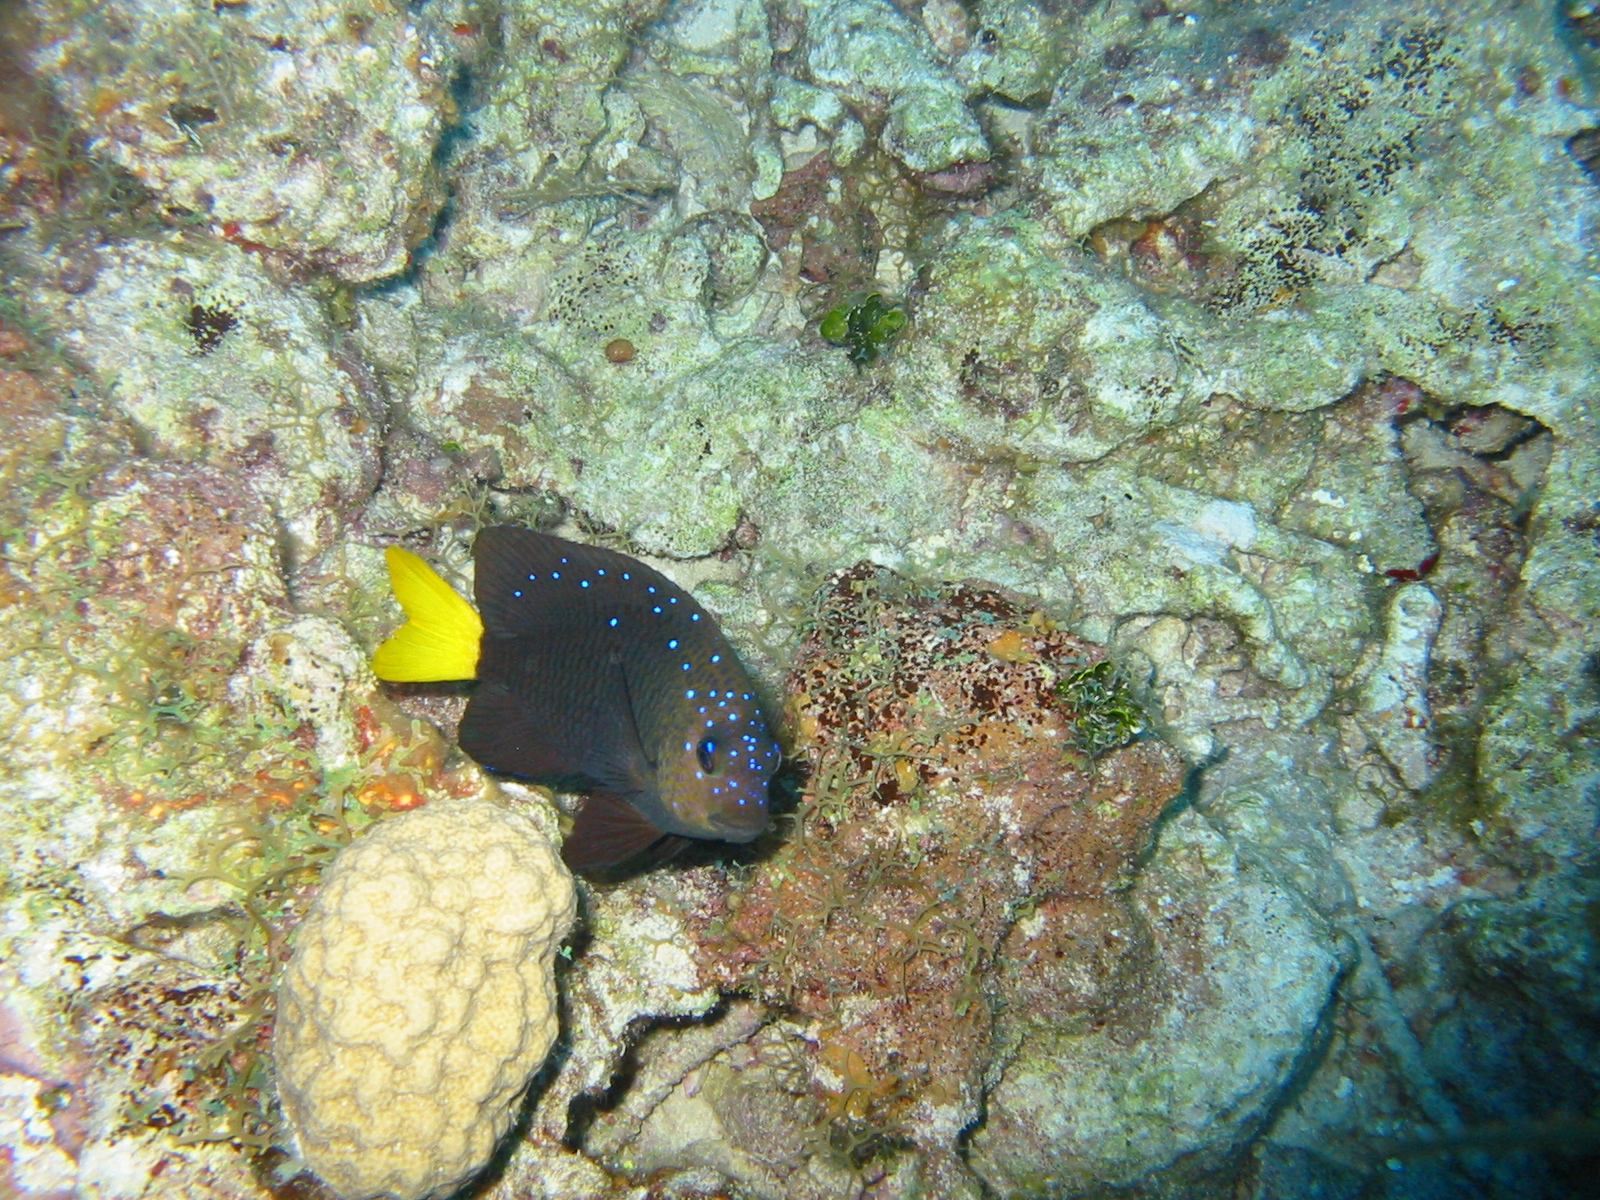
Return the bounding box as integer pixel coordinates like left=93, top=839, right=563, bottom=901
left=819, top=292, right=907, bottom=366
left=1055, top=659, right=1146, bottom=757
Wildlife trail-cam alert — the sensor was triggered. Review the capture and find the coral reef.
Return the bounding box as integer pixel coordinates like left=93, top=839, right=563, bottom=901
left=704, top=566, right=1192, bottom=1190
left=36, top=235, right=383, bottom=563
left=802, top=0, right=989, bottom=177
left=555, top=567, right=1341, bottom=1198
left=969, top=808, right=1344, bottom=1195
left=0, top=0, right=1595, bottom=1197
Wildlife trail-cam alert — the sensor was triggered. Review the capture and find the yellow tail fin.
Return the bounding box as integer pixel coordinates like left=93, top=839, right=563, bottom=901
left=372, top=546, right=484, bottom=682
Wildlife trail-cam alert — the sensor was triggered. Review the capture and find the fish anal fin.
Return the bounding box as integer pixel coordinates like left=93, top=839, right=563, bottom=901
left=460, top=678, right=653, bottom=800
left=562, top=792, right=676, bottom=873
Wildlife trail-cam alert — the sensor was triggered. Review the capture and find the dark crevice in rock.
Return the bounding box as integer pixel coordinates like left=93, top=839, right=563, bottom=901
left=1565, top=127, right=1600, bottom=185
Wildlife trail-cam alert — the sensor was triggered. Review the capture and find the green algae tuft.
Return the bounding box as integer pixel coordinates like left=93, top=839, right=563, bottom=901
left=819, top=292, right=907, bottom=366
left=1055, top=660, right=1146, bottom=758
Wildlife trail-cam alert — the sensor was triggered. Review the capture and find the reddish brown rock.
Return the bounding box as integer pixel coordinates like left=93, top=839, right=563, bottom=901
left=692, top=563, right=1186, bottom=1175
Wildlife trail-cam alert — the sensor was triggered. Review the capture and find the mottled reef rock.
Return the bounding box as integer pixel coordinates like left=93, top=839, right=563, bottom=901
left=563, top=567, right=1342, bottom=1199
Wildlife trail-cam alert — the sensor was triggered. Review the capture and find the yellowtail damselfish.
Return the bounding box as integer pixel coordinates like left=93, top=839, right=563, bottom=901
left=372, top=527, right=781, bottom=873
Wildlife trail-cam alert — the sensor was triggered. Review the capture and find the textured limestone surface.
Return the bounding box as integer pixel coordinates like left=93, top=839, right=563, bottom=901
left=968, top=810, right=1345, bottom=1195
left=1, top=0, right=1596, bottom=1197
left=274, top=797, right=577, bottom=1200
left=803, top=0, right=989, bottom=175
left=27, top=0, right=476, bottom=282
left=39, top=235, right=384, bottom=562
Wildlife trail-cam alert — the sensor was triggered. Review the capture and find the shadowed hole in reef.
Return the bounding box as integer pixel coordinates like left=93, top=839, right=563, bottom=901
left=1566, top=128, right=1600, bottom=185
left=365, top=63, right=478, bottom=294
left=560, top=1003, right=732, bottom=1151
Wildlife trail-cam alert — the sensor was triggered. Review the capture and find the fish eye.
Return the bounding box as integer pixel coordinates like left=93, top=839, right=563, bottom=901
left=696, top=737, right=717, bottom=774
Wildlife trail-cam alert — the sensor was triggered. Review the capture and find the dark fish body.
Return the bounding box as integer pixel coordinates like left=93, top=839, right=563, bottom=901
left=373, top=526, right=780, bottom=872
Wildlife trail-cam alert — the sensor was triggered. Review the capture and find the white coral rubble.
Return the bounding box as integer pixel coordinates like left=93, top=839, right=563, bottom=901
left=274, top=797, right=577, bottom=1200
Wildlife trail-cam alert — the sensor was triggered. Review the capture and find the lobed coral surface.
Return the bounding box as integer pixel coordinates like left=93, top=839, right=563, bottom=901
left=273, top=797, right=576, bottom=1200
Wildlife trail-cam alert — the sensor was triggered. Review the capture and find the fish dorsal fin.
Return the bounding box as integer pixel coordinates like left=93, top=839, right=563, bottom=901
left=473, top=526, right=678, bottom=640
left=372, top=546, right=484, bottom=682
left=562, top=791, right=681, bottom=873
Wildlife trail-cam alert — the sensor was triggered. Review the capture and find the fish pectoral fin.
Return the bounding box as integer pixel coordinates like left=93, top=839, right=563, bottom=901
left=562, top=791, right=679, bottom=874
left=458, top=681, right=581, bottom=783
left=460, top=679, right=654, bottom=798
